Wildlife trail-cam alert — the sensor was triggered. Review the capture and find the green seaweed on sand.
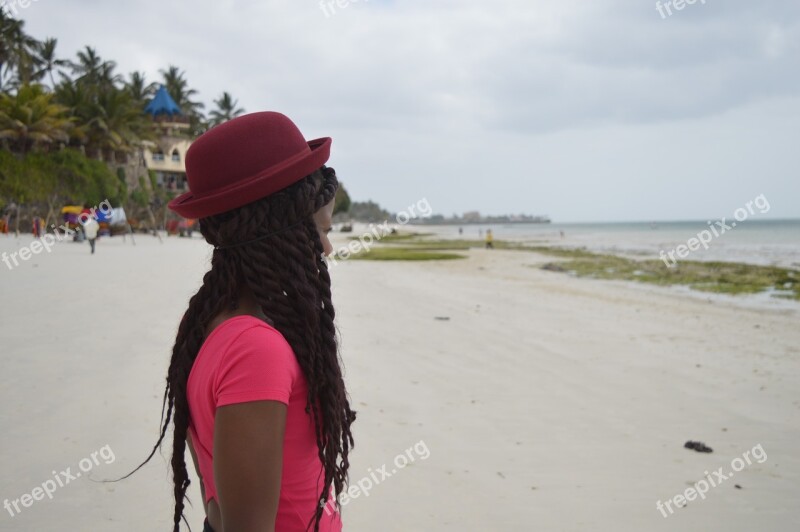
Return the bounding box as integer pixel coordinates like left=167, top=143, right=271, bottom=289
left=361, top=234, right=799, bottom=299
left=537, top=252, right=800, bottom=300
left=349, top=247, right=466, bottom=261
left=349, top=232, right=435, bottom=243
left=373, top=236, right=532, bottom=251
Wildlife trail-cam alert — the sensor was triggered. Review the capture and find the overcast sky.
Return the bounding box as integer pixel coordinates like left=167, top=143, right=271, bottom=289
left=16, top=0, right=800, bottom=222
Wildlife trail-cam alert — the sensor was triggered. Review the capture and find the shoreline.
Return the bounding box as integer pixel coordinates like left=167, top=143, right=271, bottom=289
left=396, top=220, right=800, bottom=270
left=339, top=229, right=800, bottom=306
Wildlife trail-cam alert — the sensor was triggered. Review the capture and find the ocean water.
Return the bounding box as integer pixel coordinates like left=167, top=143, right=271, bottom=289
left=408, top=219, right=800, bottom=269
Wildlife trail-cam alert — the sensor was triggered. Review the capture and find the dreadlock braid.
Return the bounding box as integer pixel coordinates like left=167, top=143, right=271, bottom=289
left=126, top=166, right=355, bottom=532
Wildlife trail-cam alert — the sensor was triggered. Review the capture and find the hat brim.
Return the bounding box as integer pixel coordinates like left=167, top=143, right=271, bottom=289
left=168, top=137, right=332, bottom=219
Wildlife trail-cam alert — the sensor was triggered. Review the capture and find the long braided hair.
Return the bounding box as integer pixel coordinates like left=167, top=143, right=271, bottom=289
left=130, top=165, right=356, bottom=531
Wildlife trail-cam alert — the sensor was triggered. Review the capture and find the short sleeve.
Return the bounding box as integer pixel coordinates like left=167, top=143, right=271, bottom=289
left=213, top=325, right=299, bottom=408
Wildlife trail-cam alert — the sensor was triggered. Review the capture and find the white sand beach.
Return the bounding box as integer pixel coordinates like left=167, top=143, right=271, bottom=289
left=1, top=231, right=798, bottom=531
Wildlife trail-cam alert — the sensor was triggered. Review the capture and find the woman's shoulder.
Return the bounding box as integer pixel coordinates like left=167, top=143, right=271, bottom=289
left=201, top=316, right=302, bottom=406
left=204, top=315, right=291, bottom=353
left=192, top=314, right=299, bottom=382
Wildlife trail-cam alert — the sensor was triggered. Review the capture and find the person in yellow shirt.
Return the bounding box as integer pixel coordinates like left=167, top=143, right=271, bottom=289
left=485, top=229, right=494, bottom=249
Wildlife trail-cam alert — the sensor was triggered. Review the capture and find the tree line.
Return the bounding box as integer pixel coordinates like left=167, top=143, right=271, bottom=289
left=0, top=10, right=246, bottom=232
left=0, top=10, right=355, bottom=234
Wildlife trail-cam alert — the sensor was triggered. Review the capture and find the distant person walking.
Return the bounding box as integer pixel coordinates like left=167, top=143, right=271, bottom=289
left=83, top=217, right=99, bottom=254
left=485, top=229, right=494, bottom=249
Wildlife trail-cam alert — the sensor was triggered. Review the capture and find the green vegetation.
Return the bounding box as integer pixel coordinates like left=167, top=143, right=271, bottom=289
left=0, top=84, right=71, bottom=154
left=0, top=148, right=125, bottom=228
left=538, top=253, right=800, bottom=300
left=350, top=231, right=434, bottom=243
left=521, top=246, right=600, bottom=259
left=0, top=10, right=362, bottom=231
left=350, top=247, right=466, bottom=261
left=0, top=10, right=254, bottom=229
left=348, top=232, right=549, bottom=260
left=208, top=91, right=245, bottom=128
left=357, top=232, right=799, bottom=299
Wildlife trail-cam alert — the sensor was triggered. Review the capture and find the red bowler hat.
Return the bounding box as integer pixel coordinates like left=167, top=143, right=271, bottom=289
left=168, top=111, right=331, bottom=219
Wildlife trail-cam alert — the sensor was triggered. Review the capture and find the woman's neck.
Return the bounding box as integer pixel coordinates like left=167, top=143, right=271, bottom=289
left=206, top=287, right=270, bottom=336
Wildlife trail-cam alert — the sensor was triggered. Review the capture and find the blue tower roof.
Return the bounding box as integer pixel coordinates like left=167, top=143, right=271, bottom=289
left=144, top=85, right=182, bottom=117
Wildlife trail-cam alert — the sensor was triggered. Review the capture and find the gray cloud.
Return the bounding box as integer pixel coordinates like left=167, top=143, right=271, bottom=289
left=18, top=0, right=800, bottom=221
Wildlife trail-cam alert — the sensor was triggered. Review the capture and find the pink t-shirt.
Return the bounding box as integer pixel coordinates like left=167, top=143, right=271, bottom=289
left=187, top=315, right=342, bottom=532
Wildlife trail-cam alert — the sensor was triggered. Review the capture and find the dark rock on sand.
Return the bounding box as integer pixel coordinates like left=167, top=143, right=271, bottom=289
left=684, top=440, right=713, bottom=453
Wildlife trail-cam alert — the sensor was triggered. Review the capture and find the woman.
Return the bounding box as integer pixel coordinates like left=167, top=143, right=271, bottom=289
left=134, top=112, right=356, bottom=532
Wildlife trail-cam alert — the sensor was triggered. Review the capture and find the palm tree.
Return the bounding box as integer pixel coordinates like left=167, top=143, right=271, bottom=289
left=68, top=46, right=102, bottom=82
left=125, top=71, right=157, bottom=108
left=55, top=46, right=140, bottom=160
left=35, top=38, right=70, bottom=90
left=89, top=87, right=154, bottom=160
left=159, top=65, right=205, bottom=134
left=53, top=77, right=92, bottom=147
left=209, top=92, right=244, bottom=126
left=0, top=11, right=40, bottom=91
left=159, top=65, right=204, bottom=115
left=97, top=59, right=123, bottom=89
left=68, top=46, right=120, bottom=91
left=0, top=11, right=22, bottom=91
left=56, top=77, right=154, bottom=161
left=0, top=83, right=71, bottom=154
